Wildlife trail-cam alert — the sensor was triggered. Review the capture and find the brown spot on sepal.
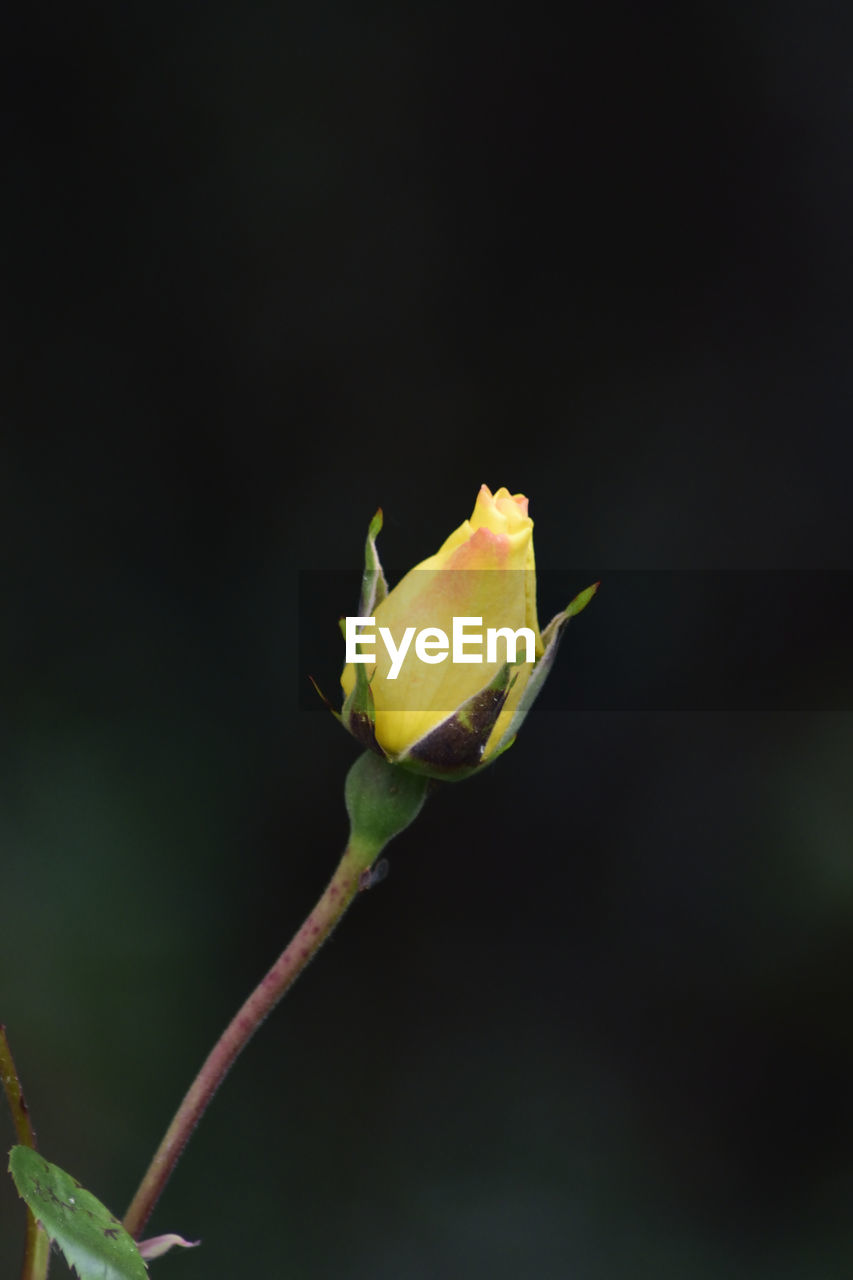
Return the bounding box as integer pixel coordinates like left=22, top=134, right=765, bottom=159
left=406, top=668, right=513, bottom=777
left=346, top=709, right=385, bottom=756
left=341, top=661, right=387, bottom=759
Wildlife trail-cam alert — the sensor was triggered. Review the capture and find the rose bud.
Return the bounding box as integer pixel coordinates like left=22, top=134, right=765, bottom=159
left=339, top=485, right=597, bottom=780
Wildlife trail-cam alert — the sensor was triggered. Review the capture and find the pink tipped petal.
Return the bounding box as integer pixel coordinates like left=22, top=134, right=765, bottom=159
left=445, top=525, right=510, bottom=570
left=137, top=1233, right=201, bottom=1260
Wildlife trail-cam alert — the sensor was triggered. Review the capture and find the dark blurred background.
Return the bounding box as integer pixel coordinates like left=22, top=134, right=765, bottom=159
left=3, top=3, right=853, bottom=1276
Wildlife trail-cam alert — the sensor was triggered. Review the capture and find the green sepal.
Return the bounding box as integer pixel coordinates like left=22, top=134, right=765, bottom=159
left=545, top=579, right=600, bottom=638
left=396, top=663, right=516, bottom=781
left=489, top=581, right=599, bottom=759
left=341, top=657, right=385, bottom=755
left=358, top=508, right=388, bottom=618
left=8, top=1146, right=148, bottom=1280
left=309, top=674, right=343, bottom=723
left=345, top=750, right=429, bottom=864
left=340, top=514, right=391, bottom=755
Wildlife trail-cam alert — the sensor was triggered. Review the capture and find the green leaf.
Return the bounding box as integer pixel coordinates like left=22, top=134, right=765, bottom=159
left=8, top=1146, right=148, bottom=1280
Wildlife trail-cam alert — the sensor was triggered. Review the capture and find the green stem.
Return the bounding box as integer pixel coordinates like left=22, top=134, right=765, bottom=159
left=122, top=841, right=370, bottom=1239
left=0, top=1025, right=51, bottom=1280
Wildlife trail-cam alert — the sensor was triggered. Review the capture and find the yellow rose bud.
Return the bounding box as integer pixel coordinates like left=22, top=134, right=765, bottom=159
left=339, top=486, right=597, bottom=779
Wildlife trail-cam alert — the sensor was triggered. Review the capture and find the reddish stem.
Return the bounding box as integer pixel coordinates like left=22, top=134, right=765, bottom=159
left=122, top=843, right=367, bottom=1238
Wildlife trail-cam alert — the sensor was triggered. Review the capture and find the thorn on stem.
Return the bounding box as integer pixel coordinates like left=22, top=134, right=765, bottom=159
left=359, top=859, right=389, bottom=891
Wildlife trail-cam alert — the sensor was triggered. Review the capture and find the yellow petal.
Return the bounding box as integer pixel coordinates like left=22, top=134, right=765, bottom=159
left=341, top=485, right=541, bottom=762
